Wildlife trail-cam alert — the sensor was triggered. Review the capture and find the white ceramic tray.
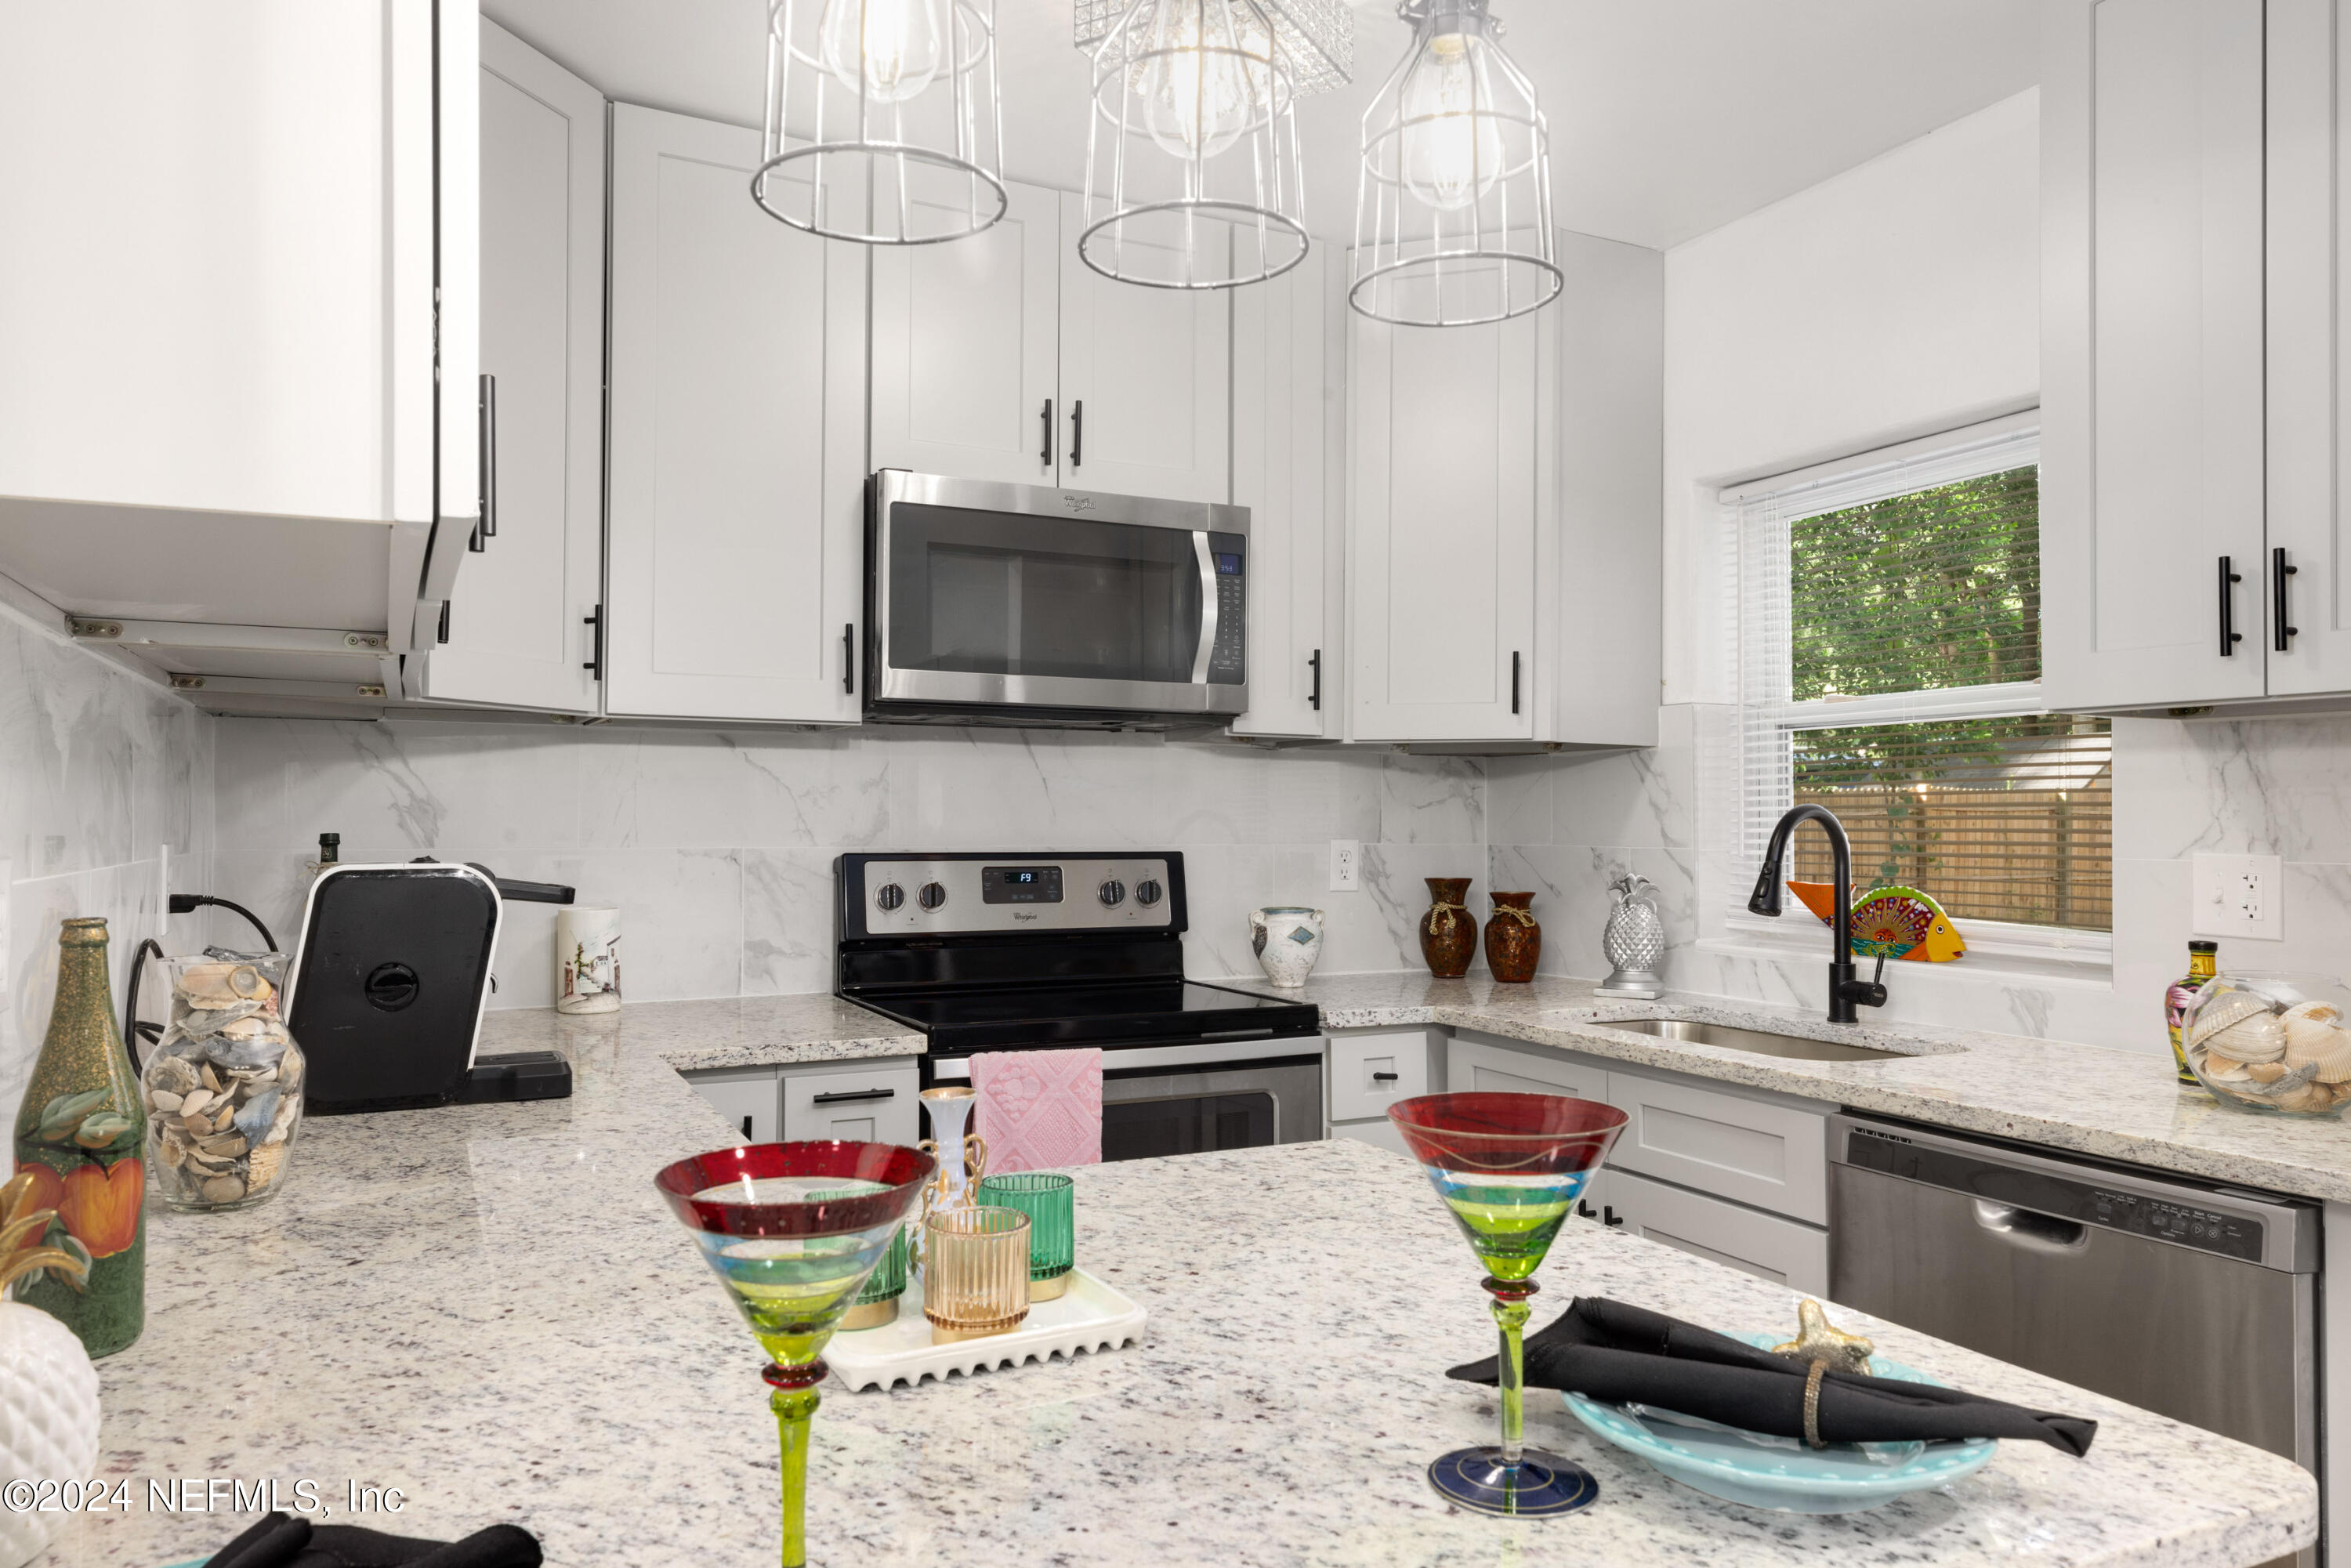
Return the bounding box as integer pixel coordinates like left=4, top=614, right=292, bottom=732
left=827, top=1268, right=1147, bottom=1392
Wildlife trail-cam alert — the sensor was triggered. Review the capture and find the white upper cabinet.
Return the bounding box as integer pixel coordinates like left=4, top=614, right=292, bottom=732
left=1230, top=244, right=1339, bottom=738
left=0, top=0, right=478, bottom=649
left=871, top=180, right=1063, bottom=487
left=2043, top=0, right=2269, bottom=709
left=411, top=20, right=603, bottom=714
left=1056, top=193, right=1232, bottom=504
left=1349, top=273, right=1547, bottom=743
left=604, top=105, right=864, bottom=724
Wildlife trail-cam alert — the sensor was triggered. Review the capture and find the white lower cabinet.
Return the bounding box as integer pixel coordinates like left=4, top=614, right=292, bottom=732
left=1603, top=1166, right=1829, bottom=1295
left=686, top=1058, right=918, bottom=1146
left=1450, top=1032, right=1610, bottom=1103
left=1603, top=1067, right=1832, bottom=1226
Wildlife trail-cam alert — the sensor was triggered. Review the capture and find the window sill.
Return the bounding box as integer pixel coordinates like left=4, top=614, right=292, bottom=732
left=1703, top=915, right=2113, bottom=990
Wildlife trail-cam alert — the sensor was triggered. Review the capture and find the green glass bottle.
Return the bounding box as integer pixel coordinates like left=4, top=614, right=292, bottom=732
left=12, top=918, right=145, bottom=1356
left=2165, top=940, right=2219, bottom=1087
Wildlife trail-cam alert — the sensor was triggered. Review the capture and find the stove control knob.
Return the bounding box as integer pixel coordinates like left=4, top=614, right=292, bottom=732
left=1135, top=878, right=1164, bottom=907
left=874, top=882, right=905, bottom=912
left=918, top=882, right=948, bottom=912
left=1098, top=879, right=1127, bottom=907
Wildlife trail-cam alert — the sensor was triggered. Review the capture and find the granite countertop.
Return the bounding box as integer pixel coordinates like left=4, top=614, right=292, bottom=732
left=474, top=990, right=924, bottom=1071
left=34, top=1035, right=2318, bottom=1568
left=1223, top=970, right=2351, bottom=1206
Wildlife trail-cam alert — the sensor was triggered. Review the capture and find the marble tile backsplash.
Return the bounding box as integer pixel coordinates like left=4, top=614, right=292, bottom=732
left=208, top=721, right=1491, bottom=1010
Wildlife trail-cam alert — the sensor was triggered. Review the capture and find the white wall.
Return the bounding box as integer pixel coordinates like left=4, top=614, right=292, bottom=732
left=1663, top=88, right=2041, bottom=704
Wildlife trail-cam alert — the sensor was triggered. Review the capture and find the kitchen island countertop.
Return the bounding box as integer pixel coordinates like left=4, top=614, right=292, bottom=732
left=34, top=1012, right=2318, bottom=1568
left=475, top=989, right=924, bottom=1071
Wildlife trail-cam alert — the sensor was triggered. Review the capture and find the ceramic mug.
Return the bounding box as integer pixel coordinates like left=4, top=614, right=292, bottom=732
left=555, top=905, right=621, bottom=1014
left=1250, top=907, right=1325, bottom=988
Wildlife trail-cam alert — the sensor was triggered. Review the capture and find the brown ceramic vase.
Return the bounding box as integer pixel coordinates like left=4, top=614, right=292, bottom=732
left=1419, top=878, right=1476, bottom=978
left=1484, top=892, right=1542, bottom=983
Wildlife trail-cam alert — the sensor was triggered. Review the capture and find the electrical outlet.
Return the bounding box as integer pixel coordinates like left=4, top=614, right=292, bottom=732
left=1330, top=839, right=1360, bottom=892
left=2192, top=853, right=2284, bottom=941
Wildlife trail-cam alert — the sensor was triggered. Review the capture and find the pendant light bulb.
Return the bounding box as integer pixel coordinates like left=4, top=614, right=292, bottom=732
left=1130, top=0, right=1273, bottom=160
left=1399, top=28, right=1503, bottom=212
left=818, top=0, right=947, bottom=103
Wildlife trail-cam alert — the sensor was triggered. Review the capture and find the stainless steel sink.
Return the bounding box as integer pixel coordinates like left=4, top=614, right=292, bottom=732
left=1605, top=1017, right=1912, bottom=1063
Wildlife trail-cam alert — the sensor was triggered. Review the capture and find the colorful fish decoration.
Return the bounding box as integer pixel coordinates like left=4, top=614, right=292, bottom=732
left=1785, top=882, right=1965, bottom=963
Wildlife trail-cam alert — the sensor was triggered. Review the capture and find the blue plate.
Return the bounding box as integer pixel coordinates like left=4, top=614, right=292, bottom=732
left=1562, top=1329, right=1996, bottom=1513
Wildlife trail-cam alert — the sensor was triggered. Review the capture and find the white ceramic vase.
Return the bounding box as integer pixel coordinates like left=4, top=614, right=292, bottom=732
left=0, top=1302, right=100, bottom=1568
left=556, top=905, right=621, bottom=1014
left=1250, top=907, right=1325, bottom=989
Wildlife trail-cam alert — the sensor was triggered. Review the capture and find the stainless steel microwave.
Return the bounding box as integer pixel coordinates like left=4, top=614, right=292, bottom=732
left=864, top=470, right=1248, bottom=726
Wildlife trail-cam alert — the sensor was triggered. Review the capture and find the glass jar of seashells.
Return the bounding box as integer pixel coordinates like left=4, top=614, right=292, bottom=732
left=139, top=954, right=305, bottom=1210
left=2179, top=972, right=2351, bottom=1117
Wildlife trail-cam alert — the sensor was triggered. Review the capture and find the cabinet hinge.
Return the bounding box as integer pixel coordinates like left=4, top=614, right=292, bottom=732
left=69, top=619, right=123, bottom=640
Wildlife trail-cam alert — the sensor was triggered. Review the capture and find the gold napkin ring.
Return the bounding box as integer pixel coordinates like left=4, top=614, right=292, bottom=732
left=1802, top=1360, right=1828, bottom=1450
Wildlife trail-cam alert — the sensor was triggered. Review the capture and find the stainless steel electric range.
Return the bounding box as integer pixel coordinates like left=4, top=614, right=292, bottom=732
left=834, top=851, right=1323, bottom=1161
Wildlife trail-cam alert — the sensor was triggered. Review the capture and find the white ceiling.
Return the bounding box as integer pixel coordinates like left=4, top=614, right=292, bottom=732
left=481, top=0, right=2037, bottom=252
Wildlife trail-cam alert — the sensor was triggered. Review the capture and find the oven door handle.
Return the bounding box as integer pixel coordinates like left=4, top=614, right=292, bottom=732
left=1192, top=531, right=1217, bottom=685
left=928, top=1035, right=1315, bottom=1081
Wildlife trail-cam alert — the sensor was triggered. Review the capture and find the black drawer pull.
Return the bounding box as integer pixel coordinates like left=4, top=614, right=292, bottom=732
left=1603, top=1204, right=1625, bottom=1228
left=1576, top=1200, right=1597, bottom=1219
left=2276, top=547, right=2299, bottom=651
left=1371, top=1070, right=1400, bottom=1082
left=812, top=1088, right=897, bottom=1106
left=741, top=1115, right=754, bottom=1139
left=1041, top=397, right=1054, bottom=469
left=1308, top=648, right=1322, bottom=712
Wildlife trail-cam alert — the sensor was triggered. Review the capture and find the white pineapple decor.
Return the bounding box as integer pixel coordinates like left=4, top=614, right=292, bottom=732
left=0, top=1170, right=99, bottom=1568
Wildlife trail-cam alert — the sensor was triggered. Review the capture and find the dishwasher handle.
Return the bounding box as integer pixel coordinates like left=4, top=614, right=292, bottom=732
left=1972, top=1198, right=2089, bottom=1255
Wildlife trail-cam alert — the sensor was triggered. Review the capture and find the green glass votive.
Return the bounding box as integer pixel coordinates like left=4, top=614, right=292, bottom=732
left=835, top=1210, right=908, bottom=1332
left=975, top=1172, right=1076, bottom=1301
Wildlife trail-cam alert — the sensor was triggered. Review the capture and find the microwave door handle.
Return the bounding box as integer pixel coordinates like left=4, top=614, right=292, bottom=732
left=1192, top=531, right=1217, bottom=684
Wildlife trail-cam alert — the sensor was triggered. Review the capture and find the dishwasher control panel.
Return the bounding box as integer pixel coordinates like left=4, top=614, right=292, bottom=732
left=1841, top=1123, right=2270, bottom=1263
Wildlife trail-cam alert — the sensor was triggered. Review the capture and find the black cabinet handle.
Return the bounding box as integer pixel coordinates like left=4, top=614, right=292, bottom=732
left=741, top=1116, right=754, bottom=1139
left=1070, top=400, right=1085, bottom=469
left=1576, top=1200, right=1597, bottom=1219
left=1603, top=1205, right=1625, bottom=1228
left=842, top=623, right=855, bottom=695
left=473, top=372, right=497, bottom=549
left=437, top=600, right=451, bottom=646
left=1308, top=649, right=1322, bottom=712
left=1510, top=650, right=1522, bottom=714
left=2275, top=547, right=2299, bottom=651
left=812, top=1088, right=897, bottom=1105
left=1371, top=1070, right=1400, bottom=1082
left=2219, top=556, right=2244, bottom=656
left=1041, top=398, right=1053, bottom=469
left=582, top=605, right=603, bottom=676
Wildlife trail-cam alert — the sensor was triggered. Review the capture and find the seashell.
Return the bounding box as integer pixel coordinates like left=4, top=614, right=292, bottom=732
left=266, top=1094, right=297, bottom=1145
left=199, top=1174, right=245, bottom=1204
left=176, top=1088, right=214, bottom=1118
left=2284, top=1000, right=2345, bottom=1026
left=178, top=1110, right=212, bottom=1136
left=176, top=962, right=273, bottom=1008
left=201, top=1063, right=221, bottom=1093
left=246, top=1142, right=284, bottom=1192
left=2283, top=1012, right=2341, bottom=1064
left=146, top=1089, right=183, bottom=1115
left=2247, top=1060, right=2289, bottom=1083
left=2197, top=1049, right=2252, bottom=1081
left=174, top=1001, right=262, bottom=1039
left=2204, top=1010, right=2288, bottom=1063
left=2274, top=1081, right=2334, bottom=1114
left=197, top=1132, right=246, bottom=1158
left=232, top=1091, right=280, bottom=1149
left=149, top=1056, right=200, bottom=1095
left=204, top=1029, right=288, bottom=1074
left=211, top=1105, right=235, bottom=1134
left=2187, top=991, right=2274, bottom=1050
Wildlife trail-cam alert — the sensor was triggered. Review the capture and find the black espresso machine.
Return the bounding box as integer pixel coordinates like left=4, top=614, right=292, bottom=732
left=835, top=851, right=1323, bottom=1160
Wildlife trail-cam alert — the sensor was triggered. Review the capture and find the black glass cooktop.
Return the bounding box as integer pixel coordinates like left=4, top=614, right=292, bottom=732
left=852, top=979, right=1319, bottom=1056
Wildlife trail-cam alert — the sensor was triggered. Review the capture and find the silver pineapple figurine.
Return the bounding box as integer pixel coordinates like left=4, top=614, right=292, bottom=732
left=1597, top=873, right=1667, bottom=998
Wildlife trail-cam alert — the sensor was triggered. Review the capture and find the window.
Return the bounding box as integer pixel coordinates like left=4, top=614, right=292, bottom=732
left=1733, top=418, right=2112, bottom=942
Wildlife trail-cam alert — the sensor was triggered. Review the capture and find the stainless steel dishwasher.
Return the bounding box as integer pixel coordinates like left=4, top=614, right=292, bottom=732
left=1829, top=1114, right=2320, bottom=1566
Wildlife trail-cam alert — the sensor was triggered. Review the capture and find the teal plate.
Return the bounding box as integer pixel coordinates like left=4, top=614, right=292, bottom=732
left=1563, top=1329, right=1997, bottom=1514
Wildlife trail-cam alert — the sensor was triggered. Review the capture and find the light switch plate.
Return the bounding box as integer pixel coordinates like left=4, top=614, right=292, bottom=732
left=2192, top=853, right=2284, bottom=941
left=1330, top=840, right=1360, bottom=892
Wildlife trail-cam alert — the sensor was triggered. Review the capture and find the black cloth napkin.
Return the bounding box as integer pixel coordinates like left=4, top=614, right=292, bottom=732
left=201, top=1511, right=542, bottom=1568
left=1447, top=1296, right=2097, bottom=1457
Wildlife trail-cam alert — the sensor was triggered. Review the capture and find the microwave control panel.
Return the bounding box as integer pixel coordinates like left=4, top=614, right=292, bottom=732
left=1208, top=532, right=1246, bottom=686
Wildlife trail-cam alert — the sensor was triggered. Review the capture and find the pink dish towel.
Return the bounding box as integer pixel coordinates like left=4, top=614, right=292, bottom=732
left=969, top=1048, right=1103, bottom=1172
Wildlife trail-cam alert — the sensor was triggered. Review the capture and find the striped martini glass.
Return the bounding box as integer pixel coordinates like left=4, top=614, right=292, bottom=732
left=1389, top=1092, right=1629, bottom=1519
left=655, top=1140, right=935, bottom=1568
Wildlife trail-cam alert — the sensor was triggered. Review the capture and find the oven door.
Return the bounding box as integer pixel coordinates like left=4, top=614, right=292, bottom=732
left=871, top=469, right=1247, bottom=716
left=922, top=1039, right=1323, bottom=1162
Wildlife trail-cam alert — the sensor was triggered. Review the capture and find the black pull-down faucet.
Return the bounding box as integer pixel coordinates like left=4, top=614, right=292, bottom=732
left=1747, top=803, right=1889, bottom=1025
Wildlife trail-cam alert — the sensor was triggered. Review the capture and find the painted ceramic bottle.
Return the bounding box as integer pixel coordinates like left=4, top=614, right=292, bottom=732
left=1483, top=892, right=1542, bottom=983
left=2165, top=940, right=2219, bottom=1087
left=1419, top=878, right=1476, bottom=979
left=13, top=918, right=145, bottom=1357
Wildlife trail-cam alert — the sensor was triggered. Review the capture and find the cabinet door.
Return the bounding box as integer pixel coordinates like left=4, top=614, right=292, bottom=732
left=1328, top=1029, right=1431, bottom=1121
left=605, top=105, right=864, bottom=723
left=1447, top=1035, right=1608, bottom=1103
left=415, top=20, right=603, bottom=713
left=1057, top=192, right=1232, bottom=503
left=2268, top=0, right=2351, bottom=694
left=2043, top=0, right=2268, bottom=709
left=1603, top=1068, right=1830, bottom=1224
left=1349, top=289, right=1541, bottom=741
left=686, top=1069, right=780, bottom=1143
left=1231, top=243, right=1333, bottom=737
left=1604, top=1168, right=1829, bottom=1295
left=871, top=180, right=1061, bottom=486
left=783, top=1062, right=920, bottom=1145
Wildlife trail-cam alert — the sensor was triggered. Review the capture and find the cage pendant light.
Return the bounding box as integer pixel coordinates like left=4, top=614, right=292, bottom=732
left=1080, top=0, right=1309, bottom=289
left=1352, top=0, right=1559, bottom=326
left=756, top=0, right=1006, bottom=244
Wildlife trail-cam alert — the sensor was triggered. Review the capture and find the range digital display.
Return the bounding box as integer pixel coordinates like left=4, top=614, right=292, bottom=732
left=981, top=865, right=1065, bottom=904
